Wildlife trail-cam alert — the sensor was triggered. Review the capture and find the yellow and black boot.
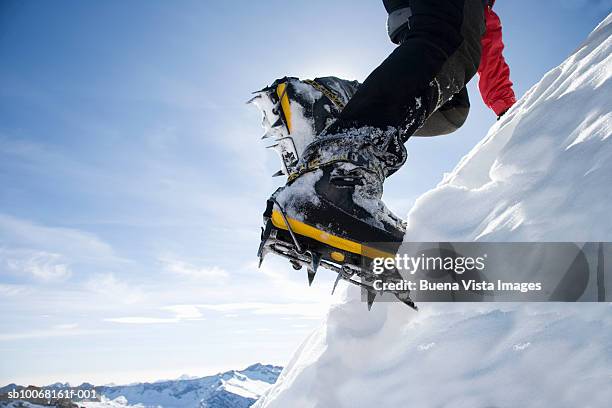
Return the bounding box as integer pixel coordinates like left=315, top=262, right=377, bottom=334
left=252, top=77, right=414, bottom=310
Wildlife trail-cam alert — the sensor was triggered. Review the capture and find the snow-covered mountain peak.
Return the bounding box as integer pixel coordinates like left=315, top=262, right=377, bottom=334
left=239, top=364, right=283, bottom=383
left=1, top=363, right=282, bottom=408
left=92, top=364, right=282, bottom=408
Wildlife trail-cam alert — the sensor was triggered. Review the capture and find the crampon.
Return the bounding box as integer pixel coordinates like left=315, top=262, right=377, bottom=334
left=250, top=77, right=416, bottom=311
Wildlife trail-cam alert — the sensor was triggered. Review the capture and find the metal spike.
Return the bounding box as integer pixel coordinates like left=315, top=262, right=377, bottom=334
left=266, top=143, right=279, bottom=149
left=310, top=252, right=321, bottom=273
left=307, top=269, right=316, bottom=286
left=366, top=290, right=376, bottom=311
left=258, top=247, right=269, bottom=268
left=257, top=245, right=270, bottom=268
left=246, top=94, right=262, bottom=105
left=272, top=169, right=284, bottom=177
left=395, top=292, right=418, bottom=311
left=271, top=117, right=283, bottom=128
left=259, top=221, right=272, bottom=243
left=256, top=240, right=265, bottom=260
left=331, top=273, right=342, bottom=295
left=257, top=221, right=273, bottom=266
left=307, top=253, right=321, bottom=286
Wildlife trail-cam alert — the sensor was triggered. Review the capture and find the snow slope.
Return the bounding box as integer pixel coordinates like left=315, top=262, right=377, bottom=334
left=405, top=15, right=612, bottom=242
left=254, top=14, right=612, bottom=408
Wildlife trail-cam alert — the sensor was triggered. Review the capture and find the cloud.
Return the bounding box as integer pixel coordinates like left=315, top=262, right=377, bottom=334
left=84, top=274, right=146, bottom=304
left=104, top=317, right=178, bottom=324
left=1, top=248, right=71, bottom=281
left=0, top=327, right=104, bottom=341
left=102, top=299, right=328, bottom=326
left=0, top=283, right=28, bottom=296
left=104, top=304, right=204, bottom=325
left=53, top=323, right=79, bottom=330
left=160, top=256, right=229, bottom=281
left=0, top=214, right=117, bottom=262
left=162, top=304, right=203, bottom=320
left=197, top=302, right=328, bottom=319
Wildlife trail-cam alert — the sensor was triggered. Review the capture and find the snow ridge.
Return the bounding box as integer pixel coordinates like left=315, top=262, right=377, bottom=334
left=407, top=13, right=612, bottom=242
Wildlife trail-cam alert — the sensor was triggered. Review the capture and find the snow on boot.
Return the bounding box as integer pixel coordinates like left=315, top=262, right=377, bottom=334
left=251, top=77, right=414, bottom=309
left=248, top=76, right=360, bottom=176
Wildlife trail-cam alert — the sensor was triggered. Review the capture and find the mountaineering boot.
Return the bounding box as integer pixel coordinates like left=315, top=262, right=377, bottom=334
left=273, top=125, right=407, bottom=244
left=250, top=77, right=415, bottom=309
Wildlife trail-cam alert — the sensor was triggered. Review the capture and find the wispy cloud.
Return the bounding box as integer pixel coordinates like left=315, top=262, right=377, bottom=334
left=104, top=304, right=204, bottom=325
left=0, top=327, right=105, bottom=341
left=0, top=214, right=117, bottom=262
left=197, top=302, right=329, bottom=319
left=102, top=298, right=326, bottom=326
left=104, top=317, right=179, bottom=325
left=0, top=283, right=28, bottom=296
left=53, top=323, right=79, bottom=330
left=1, top=248, right=71, bottom=281
left=84, top=274, right=146, bottom=305
left=160, top=256, right=229, bottom=281
left=162, top=304, right=203, bottom=320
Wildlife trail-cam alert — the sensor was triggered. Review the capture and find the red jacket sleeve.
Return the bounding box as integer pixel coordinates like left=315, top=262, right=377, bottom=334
left=478, top=6, right=516, bottom=116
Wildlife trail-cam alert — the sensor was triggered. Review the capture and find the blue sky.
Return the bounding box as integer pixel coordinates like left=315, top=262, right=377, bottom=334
left=0, top=0, right=610, bottom=385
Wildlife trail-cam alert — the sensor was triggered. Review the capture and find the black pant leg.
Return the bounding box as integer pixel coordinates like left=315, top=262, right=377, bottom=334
left=414, top=86, right=470, bottom=136
left=339, top=0, right=485, bottom=142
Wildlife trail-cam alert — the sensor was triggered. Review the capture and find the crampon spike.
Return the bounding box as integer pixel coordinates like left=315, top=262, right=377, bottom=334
left=257, top=221, right=273, bottom=267
left=331, top=273, right=342, bottom=295
left=395, top=292, right=418, bottom=311
left=245, top=94, right=262, bottom=105
left=257, top=245, right=269, bottom=269
left=307, top=252, right=321, bottom=286
left=307, top=268, right=316, bottom=286
left=311, top=252, right=321, bottom=273
left=271, top=117, right=283, bottom=128
left=366, top=290, right=376, bottom=311
left=272, top=169, right=284, bottom=177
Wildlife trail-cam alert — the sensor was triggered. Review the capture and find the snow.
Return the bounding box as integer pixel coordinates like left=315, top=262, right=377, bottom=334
left=275, top=170, right=323, bottom=221
left=0, top=403, right=47, bottom=408
left=82, top=395, right=144, bottom=408
left=255, top=299, right=612, bottom=408
left=406, top=14, right=612, bottom=242
left=221, top=376, right=271, bottom=400
left=88, top=364, right=281, bottom=408
left=254, top=13, right=612, bottom=408
left=0, top=364, right=281, bottom=408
